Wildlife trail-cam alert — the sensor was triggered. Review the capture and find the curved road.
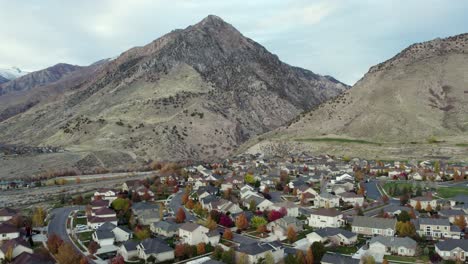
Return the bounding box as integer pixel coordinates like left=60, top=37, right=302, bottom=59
left=47, top=206, right=95, bottom=263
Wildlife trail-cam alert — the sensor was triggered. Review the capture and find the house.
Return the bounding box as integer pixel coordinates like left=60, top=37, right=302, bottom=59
left=414, top=218, right=461, bottom=239
left=337, top=192, right=364, bottom=206
left=117, top=241, right=139, bottom=261
left=8, top=251, right=55, bottom=264
left=268, top=201, right=299, bottom=217
left=438, top=209, right=468, bottom=224
left=321, top=253, right=360, bottom=264
left=90, top=199, right=110, bottom=210
left=383, top=205, right=417, bottom=217
left=306, top=228, right=357, bottom=246
left=235, top=241, right=284, bottom=264
left=351, top=216, right=396, bottom=237
left=0, top=223, right=19, bottom=241
left=243, top=195, right=273, bottom=212
left=315, top=192, right=340, bottom=208
left=93, top=188, right=118, bottom=203
left=0, top=238, right=33, bottom=261
left=308, top=208, right=344, bottom=228
left=122, top=180, right=141, bottom=192
left=137, top=238, right=174, bottom=263
left=179, top=223, right=219, bottom=246
left=409, top=196, right=437, bottom=209
left=368, top=236, right=417, bottom=256
left=92, top=222, right=132, bottom=246
left=151, top=221, right=180, bottom=237
left=435, top=239, right=468, bottom=261
left=0, top=208, right=18, bottom=223
left=131, top=202, right=161, bottom=226
left=240, top=185, right=258, bottom=200
left=267, top=217, right=303, bottom=240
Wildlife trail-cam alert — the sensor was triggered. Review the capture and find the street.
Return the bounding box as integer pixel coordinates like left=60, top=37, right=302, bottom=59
left=167, top=190, right=197, bottom=222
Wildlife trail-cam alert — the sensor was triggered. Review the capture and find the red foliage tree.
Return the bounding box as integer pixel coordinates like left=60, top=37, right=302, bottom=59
left=175, top=208, right=186, bottom=223
left=268, top=210, right=283, bottom=222
left=219, top=214, right=233, bottom=227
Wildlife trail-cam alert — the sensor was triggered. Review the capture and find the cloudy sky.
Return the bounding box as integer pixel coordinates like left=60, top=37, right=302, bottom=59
left=1, top=0, right=467, bottom=85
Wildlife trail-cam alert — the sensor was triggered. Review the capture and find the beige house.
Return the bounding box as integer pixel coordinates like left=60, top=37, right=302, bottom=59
left=352, top=216, right=396, bottom=237
left=308, top=208, right=344, bottom=228
left=435, top=239, right=468, bottom=261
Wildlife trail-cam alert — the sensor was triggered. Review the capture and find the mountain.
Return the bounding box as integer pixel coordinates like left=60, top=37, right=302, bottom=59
left=0, top=75, right=8, bottom=84
left=0, top=63, right=82, bottom=96
left=0, top=15, right=348, bottom=172
left=245, top=33, right=468, bottom=160
left=0, top=66, right=28, bottom=80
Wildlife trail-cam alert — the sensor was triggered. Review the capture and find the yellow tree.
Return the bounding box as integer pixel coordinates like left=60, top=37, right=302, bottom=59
left=32, top=207, right=46, bottom=227
left=287, top=226, right=297, bottom=243
left=206, top=217, right=218, bottom=231
left=454, top=215, right=467, bottom=230
left=426, top=204, right=432, bottom=212
left=235, top=213, right=249, bottom=230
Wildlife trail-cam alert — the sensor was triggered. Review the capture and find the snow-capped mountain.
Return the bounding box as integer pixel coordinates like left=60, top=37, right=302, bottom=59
left=0, top=66, right=29, bottom=81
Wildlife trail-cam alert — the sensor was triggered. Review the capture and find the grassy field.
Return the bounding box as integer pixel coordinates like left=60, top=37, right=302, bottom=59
left=327, top=245, right=358, bottom=255
left=382, top=182, right=413, bottom=197
left=384, top=254, right=429, bottom=262
left=77, top=231, right=94, bottom=242
left=73, top=217, right=87, bottom=227
left=294, top=137, right=379, bottom=145
left=436, top=186, right=468, bottom=198
left=455, top=143, right=468, bottom=147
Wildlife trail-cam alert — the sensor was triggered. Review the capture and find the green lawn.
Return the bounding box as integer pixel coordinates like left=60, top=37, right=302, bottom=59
left=384, top=255, right=417, bottom=262
left=436, top=187, right=468, bottom=198
left=77, top=231, right=94, bottom=242
left=73, top=217, right=87, bottom=227
left=294, top=137, right=379, bottom=145
left=382, top=182, right=413, bottom=197
left=327, top=245, right=358, bottom=255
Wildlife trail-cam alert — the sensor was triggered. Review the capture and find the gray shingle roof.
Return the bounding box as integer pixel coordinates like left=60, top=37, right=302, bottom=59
left=140, top=238, right=173, bottom=254
left=436, top=239, right=468, bottom=251
left=321, top=253, right=360, bottom=264
left=418, top=218, right=450, bottom=226
left=352, top=216, right=396, bottom=229
left=314, top=227, right=357, bottom=239
left=237, top=241, right=283, bottom=255
left=369, top=236, right=417, bottom=249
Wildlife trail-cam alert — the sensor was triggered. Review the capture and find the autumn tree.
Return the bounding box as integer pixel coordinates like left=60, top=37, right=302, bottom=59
left=110, top=255, right=125, bottom=264
left=305, top=248, right=314, bottom=264
left=235, top=213, right=249, bottom=230
left=249, top=200, right=257, bottom=211
left=426, top=204, right=433, bottom=212
left=268, top=210, right=283, bottom=222
left=175, top=244, right=185, bottom=259
left=361, top=255, right=376, bottom=264
left=381, top=195, right=389, bottom=204
left=56, top=242, right=82, bottom=264
left=205, top=217, right=218, bottom=231
left=265, top=252, right=275, bottom=264
left=396, top=221, right=416, bottom=237
left=175, top=208, right=186, bottom=223
left=257, top=224, right=267, bottom=233
left=415, top=201, right=422, bottom=211
left=223, top=228, right=233, bottom=240
left=197, top=242, right=206, bottom=255
left=454, top=215, right=467, bottom=230
left=134, top=227, right=151, bottom=240
left=295, top=250, right=305, bottom=263
left=32, top=207, right=46, bottom=227
left=87, top=241, right=100, bottom=255
left=186, top=199, right=195, bottom=210
left=4, top=245, right=13, bottom=262
left=397, top=210, right=411, bottom=223
left=251, top=216, right=267, bottom=229
left=181, top=193, right=189, bottom=205
left=47, top=233, right=63, bottom=254
left=287, top=226, right=297, bottom=243
left=382, top=259, right=389, bottom=264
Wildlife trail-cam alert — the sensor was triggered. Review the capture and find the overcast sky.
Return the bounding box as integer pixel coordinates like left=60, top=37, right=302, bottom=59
left=1, top=0, right=467, bottom=85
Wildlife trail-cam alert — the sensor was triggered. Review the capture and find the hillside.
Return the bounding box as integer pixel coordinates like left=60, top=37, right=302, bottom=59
left=0, top=63, right=82, bottom=96
left=245, top=33, right=468, bottom=160
left=0, top=15, right=347, bottom=176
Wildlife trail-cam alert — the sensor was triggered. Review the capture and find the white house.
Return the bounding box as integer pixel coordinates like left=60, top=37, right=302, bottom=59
left=268, top=201, right=299, bottom=217
left=409, top=196, right=437, bottom=209
left=137, top=238, right=174, bottom=263
left=338, top=192, right=364, bottom=206
left=435, top=239, right=468, bottom=261
left=94, top=189, right=118, bottom=203
left=315, top=192, right=340, bottom=208
left=0, top=238, right=33, bottom=260
left=352, top=216, right=396, bottom=237
left=0, top=223, right=19, bottom=241
left=117, top=241, right=139, bottom=261
left=368, top=236, right=417, bottom=257
left=235, top=241, right=284, bottom=264
left=179, top=223, right=219, bottom=246
left=308, top=208, right=344, bottom=228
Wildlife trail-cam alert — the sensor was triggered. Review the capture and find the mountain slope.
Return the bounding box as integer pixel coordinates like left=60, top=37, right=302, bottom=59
left=0, top=66, right=28, bottom=80
left=0, top=63, right=81, bottom=96
left=0, top=75, right=8, bottom=84
left=246, top=33, right=468, bottom=160
left=0, top=15, right=348, bottom=164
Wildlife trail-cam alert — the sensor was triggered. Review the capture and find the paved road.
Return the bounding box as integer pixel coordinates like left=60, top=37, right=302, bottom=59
left=47, top=206, right=94, bottom=263
left=167, top=190, right=196, bottom=222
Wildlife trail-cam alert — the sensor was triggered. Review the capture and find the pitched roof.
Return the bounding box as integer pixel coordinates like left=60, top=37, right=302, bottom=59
left=418, top=218, right=450, bottom=226
left=121, top=240, right=139, bottom=251
left=0, top=208, right=18, bottom=217
left=321, top=253, right=360, bottom=264
left=152, top=221, right=180, bottom=232
left=237, top=241, right=283, bottom=255
left=12, top=252, right=55, bottom=264
left=140, top=238, right=173, bottom=254
left=180, top=222, right=206, bottom=232
left=436, top=239, right=468, bottom=251
left=0, top=237, right=30, bottom=252
left=311, top=208, right=342, bottom=217
left=369, top=236, right=417, bottom=249
left=352, top=216, right=396, bottom=229
left=314, top=228, right=357, bottom=239
left=0, top=222, right=18, bottom=234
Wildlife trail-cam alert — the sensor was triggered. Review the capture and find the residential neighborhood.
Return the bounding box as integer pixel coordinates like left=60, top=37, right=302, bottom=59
left=0, top=154, right=467, bottom=263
